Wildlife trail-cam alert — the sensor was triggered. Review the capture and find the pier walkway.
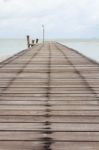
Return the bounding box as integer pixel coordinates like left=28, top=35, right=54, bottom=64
left=0, top=42, right=99, bottom=149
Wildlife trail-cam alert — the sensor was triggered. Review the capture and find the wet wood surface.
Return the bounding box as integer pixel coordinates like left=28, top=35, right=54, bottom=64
left=0, top=42, right=99, bottom=149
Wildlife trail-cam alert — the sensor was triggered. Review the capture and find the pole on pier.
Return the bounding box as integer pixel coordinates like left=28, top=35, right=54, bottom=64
left=42, top=25, right=45, bottom=44
left=27, top=35, right=30, bottom=48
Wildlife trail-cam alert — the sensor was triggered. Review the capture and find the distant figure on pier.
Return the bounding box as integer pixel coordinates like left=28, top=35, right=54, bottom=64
left=36, top=38, right=39, bottom=44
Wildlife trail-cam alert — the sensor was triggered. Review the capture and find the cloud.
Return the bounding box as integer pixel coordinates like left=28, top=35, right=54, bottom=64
left=0, top=0, right=99, bottom=38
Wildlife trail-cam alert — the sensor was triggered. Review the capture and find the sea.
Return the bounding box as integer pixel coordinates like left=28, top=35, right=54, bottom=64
left=0, top=39, right=99, bottom=62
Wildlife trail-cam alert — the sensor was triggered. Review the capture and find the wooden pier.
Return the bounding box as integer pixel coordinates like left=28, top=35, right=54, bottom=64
left=0, top=42, right=99, bottom=150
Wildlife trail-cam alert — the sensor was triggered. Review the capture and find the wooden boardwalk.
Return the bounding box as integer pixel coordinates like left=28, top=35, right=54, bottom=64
left=0, top=42, right=99, bottom=150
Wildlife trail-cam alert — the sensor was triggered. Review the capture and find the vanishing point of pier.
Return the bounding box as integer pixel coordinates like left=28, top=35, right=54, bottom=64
left=0, top=42, right=99, bottom=149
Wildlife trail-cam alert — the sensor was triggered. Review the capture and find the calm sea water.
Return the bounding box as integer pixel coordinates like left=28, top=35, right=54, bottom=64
left=0, top=39, right=26, bottom=56
left=0, top=39, right=99, bottom=62
left=58, top=39, right=99, bottom=62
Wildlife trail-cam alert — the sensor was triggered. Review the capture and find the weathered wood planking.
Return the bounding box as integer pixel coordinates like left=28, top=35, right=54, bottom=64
left=0, top=42, right=99, bottom=150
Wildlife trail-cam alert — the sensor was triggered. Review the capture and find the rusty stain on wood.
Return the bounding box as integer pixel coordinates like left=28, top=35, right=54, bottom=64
left=0, top=42, right=99, bottom=149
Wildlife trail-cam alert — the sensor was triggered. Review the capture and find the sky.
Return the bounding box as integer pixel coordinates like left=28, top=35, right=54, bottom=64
left=0, top=0, right=99, bottom=39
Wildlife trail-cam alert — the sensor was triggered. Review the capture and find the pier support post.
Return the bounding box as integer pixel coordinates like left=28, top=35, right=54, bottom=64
left=30, top=40, right=35, bottom=47
left=27, top=35, right=30, bottom=48
left=32, top=40, right=35, bottom=46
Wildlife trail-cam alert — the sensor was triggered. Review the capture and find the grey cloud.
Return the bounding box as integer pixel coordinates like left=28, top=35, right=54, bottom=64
left=0, top=0, right=99, bottom=38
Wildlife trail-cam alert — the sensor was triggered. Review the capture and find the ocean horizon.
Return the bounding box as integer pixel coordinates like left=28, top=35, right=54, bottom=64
left=0, top=39, right=99, bottom=62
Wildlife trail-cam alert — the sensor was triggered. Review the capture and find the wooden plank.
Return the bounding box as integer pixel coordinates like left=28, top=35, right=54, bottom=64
left=51, top=111, right=99, bottom=116
left=0, top=100, right=98, bottom=105
left=1, top=116, right=99, bottom=123
left=51, top=105, right=99, bottom=110
left=0, top=116, right=46, bottom=123
left=51, top=123, right=99, bottom=131
left=52, top=142, right=99, bottom=150
left=0, top=106, right=45, bottom=110
left=0, top=123, right=43, bottom=130
left=0, top=110, right=45, bottom=115
left=0, top=142, right=43, bottom=150
left=1, top=105, right=99, bottom=111
left=51, top=132, right=99, bottom=141
left=0, top=132, right=42, bottom=140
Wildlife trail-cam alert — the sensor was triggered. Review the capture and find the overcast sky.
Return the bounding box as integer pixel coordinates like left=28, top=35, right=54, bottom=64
left=0, top=0, right=99, bottom=39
